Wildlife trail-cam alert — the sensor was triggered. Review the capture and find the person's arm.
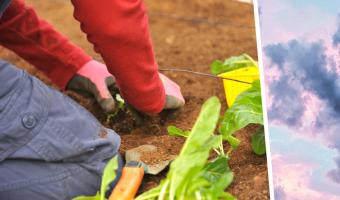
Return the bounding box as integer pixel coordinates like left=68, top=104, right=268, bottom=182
left=70, top=0, right=167, bottom=113
left=0, top=0, right=91, bottom=89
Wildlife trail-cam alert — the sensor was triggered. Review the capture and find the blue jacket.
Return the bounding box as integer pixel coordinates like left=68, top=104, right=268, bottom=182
left=0, top=60, right=122, bottom=199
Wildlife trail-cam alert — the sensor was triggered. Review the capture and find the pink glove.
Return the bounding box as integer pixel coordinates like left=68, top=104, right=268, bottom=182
left=67, top=60, right=117, bottom=113
left=159, top=73, right=185, bottom=109
left=67, top=61, right=185, bottom=113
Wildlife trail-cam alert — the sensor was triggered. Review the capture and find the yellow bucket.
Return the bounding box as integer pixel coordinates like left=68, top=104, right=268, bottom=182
left=218, top=66, right=259, bottom=107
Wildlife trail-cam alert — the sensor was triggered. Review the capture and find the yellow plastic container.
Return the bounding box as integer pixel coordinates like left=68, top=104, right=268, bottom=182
left=218, top=66, right=259, bottom=107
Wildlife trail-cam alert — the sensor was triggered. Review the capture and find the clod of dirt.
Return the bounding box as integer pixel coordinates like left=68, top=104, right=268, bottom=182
left=126, top=145, right=176, bottom=175
left=253, top=174, right=267, bottom=191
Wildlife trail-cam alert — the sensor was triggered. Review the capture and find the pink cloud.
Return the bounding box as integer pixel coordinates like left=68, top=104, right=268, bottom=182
left=260, top=1, right=337, bottom=46
left=299, top=91, right=322, bottom=132
left=259, top=1, right=297, bottom=45
left=272, top=153, right=340, bottom=199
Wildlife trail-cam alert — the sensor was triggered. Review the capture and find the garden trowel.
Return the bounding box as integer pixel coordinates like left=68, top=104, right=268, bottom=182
left=109, top=145, right=176, bottom=200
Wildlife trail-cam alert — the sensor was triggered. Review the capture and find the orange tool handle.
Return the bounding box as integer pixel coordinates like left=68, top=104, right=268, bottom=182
left=109, top=166, right=144, bottom=200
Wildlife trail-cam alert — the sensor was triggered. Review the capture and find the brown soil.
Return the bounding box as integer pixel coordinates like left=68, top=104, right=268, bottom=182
left=1, top=0, right=269, bottom=199
left=129, top=145, right=176, bottom=166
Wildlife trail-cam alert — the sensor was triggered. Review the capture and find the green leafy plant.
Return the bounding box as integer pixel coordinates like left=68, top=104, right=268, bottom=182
left=211, top=54, right=265, bottom=155
left=219, top=80, right=264, bottom=151
left=251, top=126, right=266, bottom=155
left=211, top=54, right=257, bottom=75
left=167, top=125, right=190, bottom=137
left=167, top=125, right=225, bottom=156
left=136, top=97, right=235, bottom=200
left=73, top=156, right=119, bottom=200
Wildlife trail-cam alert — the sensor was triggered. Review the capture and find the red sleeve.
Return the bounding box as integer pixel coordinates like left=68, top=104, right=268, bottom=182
left=71, top=0, right=165, bottom=114
left=0, top=0, right=92, bottom=89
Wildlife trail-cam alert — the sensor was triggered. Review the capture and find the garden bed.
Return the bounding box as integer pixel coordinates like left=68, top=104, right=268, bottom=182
left=0, top=0, right=269, bottom=199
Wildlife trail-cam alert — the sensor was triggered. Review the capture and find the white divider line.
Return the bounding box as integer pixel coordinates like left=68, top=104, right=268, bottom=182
left=252, top=0, right=276, bottom=199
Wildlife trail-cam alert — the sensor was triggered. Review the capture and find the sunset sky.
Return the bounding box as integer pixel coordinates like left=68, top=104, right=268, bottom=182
left=258, top=0, right=340, bottom=199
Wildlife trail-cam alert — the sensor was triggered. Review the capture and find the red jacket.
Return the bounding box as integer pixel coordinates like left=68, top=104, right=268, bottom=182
left=0, top=0, right=165, bottom=113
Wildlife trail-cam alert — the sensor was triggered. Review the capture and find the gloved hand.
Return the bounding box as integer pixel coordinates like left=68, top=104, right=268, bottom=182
left=67, top=60, right=185, bottom=113
left=159, top=73, right=185, bottom=110
left=67, top=60, right=117, bottom=113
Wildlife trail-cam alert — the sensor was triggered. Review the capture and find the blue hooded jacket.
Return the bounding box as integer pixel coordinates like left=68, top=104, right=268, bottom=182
left=0, top=61, right=122, bottom=198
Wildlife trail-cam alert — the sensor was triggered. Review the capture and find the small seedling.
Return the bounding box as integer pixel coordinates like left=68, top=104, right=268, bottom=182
left=105, top=93, right=145, bottom=126
left=105, top=94, right=126, bottom=123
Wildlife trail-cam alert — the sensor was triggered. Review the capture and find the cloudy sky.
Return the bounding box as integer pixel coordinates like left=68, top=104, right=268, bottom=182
left=258, top=0, right=340, bottom=199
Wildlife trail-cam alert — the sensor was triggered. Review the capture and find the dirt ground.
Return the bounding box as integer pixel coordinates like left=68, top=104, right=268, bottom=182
left=0, top=0, right=269, bottom=199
